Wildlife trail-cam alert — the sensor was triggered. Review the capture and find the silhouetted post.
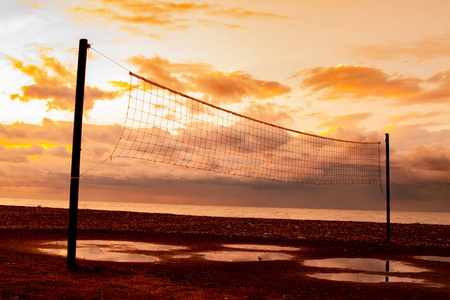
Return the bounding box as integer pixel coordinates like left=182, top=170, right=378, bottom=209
left=385, top=133, right=391, bottom=242
left=385, top=261, right=390, bottom=282
left=68, top=38, right=89, bottom=267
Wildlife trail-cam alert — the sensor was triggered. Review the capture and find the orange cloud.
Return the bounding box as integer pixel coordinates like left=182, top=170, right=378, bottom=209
left=406, top=70, right=450, bottom=105
left=390, top=111, right=443, bottom=123
left=66, top=0, right=290, bottom=36
left=317, top=125, right=381, bottom=144
left=128, top=55, right=291, bottom=104
left=297, top=65, right=422, bottom=101
left=127, top=55, right=210, bottom=91
left=7, top=49, right=125, bottom=113
left=297, top=65, right=450, bottom=105
left=190, top=70, right=291, bottom=104
left=14, top=0, right=40, bottom=9
left=318, top=113, right=372, bottom=129
left=208, top=6, right=292, bottom=20
left=352, top=33, right=450, bottom=60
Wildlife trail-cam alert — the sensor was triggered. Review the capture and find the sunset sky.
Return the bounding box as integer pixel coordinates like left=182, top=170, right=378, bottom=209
left=1, top=0, right=449, bottom=212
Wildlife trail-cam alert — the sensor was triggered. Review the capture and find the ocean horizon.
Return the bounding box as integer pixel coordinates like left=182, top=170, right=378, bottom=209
left=1, top=197, right=449, bottom=225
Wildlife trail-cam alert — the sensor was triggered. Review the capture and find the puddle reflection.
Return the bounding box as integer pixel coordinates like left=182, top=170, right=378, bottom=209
left=415, top=256, right=450, bottom=263
left=172, top=254, right=192, bottom=259
left=200, top=251, right=293, bottom=262
left=74, top=240, right=187, bottom=251
left=308, top=273, right=427, bottom=284
left=304, top=258, right=428, bottom=273
left=224, top=244, right=301, bottom=252
left=304, top=258, right=432, bottom=285
left=39, top=241, right=298, bottom=263
left=39, top=240, right=187, bottom=262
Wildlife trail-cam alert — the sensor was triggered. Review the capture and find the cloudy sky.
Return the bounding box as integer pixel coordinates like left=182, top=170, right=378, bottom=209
left=1, top=0, right=449, bottom=212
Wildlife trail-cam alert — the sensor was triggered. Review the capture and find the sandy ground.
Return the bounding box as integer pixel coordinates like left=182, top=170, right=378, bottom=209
left=1, top=205, right=449, bottom=299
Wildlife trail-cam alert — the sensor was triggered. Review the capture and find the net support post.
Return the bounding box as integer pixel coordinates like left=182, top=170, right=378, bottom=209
left=385, top=133, right=391, bottom=242
left=67, top=38, right=89, bottom=267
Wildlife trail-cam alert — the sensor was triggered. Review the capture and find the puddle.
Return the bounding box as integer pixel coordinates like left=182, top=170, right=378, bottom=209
left=415, top=256, right=450, bottom=263
left=304, top=258, right=432, bottom=285
left=38, top=241, right=299, bottom=263
left=73, top=240, right=187, bottom=251
left=172, top=254, right=193, bottom=259
left=39, top=240, right=187, bottom=262
left=224, top=244, right=301, bottom=252
left=308, top=273, right=427, bottom=284
left=200, top=251, right=293, bottom=262
left=304, top=258, right=428, bottom=273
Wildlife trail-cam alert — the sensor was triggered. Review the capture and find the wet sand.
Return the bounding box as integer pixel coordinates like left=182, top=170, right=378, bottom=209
left=1, top=205, right=449, bottom=299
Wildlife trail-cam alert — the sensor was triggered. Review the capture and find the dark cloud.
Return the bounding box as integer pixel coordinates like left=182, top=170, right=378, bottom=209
left=0, top=145, right=32, bottom=163
left=394, top=143, right=450, bottom=178
left=386, top=124, right=450, bottom=151
left=0, top=118, right=122, bottom=168
left=0, top=118, right=72, bottom=145
left=242, top=101, right=295, bottom=126
left=389, top=141, right=450, bottom=209
left=1, top=118, right=447, bottom=211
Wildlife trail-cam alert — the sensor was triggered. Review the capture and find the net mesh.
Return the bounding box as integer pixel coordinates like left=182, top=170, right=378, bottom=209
left=111, top=72, right=382, bottom=186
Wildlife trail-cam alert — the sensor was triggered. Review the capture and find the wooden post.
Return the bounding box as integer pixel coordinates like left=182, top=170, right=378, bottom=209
left=67, top=38, right=89, bottom=267
left=385, top=133, right=391, bottom=242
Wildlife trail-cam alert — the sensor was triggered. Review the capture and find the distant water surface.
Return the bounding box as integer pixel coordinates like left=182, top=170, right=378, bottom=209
left=1, top=198, right=449, bottom=225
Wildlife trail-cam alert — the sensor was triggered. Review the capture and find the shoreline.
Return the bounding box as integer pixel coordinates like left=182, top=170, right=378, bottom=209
left=3, top=199, right=450, bottom=225
left=1, top=205, right=449, bottom=248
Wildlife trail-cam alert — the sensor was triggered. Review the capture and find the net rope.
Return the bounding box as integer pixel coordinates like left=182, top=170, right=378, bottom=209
left=111, top=72, right=382, bottom=187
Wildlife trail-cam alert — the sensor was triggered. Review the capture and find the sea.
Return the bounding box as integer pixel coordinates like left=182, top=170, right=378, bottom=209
left=1, top=198, right=449, bottom=225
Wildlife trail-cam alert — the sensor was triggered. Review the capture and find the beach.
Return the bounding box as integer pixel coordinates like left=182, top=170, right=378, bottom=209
left=1, top=205, right=449, bottom=299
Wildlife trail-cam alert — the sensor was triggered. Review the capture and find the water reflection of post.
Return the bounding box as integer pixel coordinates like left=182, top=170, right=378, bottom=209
left=385, top=260, right=390, bottom=282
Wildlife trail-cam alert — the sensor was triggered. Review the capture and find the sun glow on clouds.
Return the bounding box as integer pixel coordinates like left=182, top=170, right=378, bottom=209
left=6, top=48, right=127, bottom=115
left=65, top=0, right=291, bottom=38
left=0, top=140, right=58, bottom=150
left=127, top=55, right=291, bottom=106
left=298, top=65, right=422, bottom=101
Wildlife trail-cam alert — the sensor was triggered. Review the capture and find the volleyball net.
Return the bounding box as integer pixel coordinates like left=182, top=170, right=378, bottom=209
left=111, top=72, right=382, bottom=187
